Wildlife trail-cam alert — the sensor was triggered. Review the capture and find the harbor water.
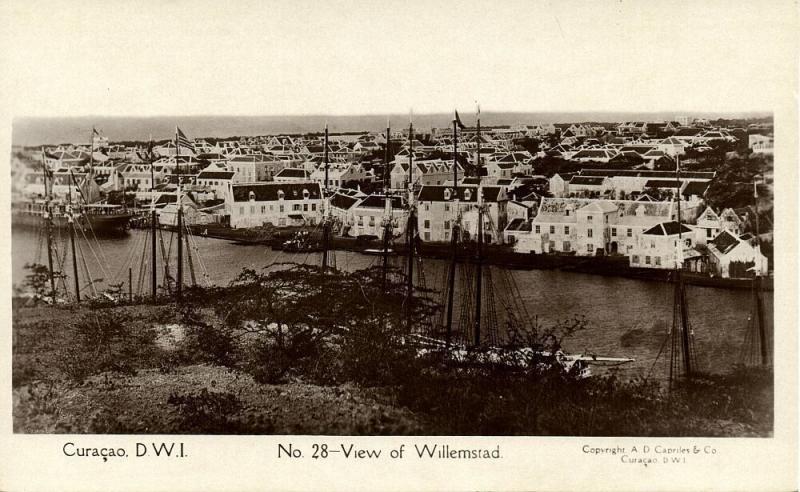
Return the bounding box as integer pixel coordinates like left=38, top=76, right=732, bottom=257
left=12, top=227, right=773, bottom=381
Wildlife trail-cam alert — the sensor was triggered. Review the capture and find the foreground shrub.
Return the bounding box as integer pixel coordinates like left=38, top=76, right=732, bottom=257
left=53, top=310, right=158, bottom=382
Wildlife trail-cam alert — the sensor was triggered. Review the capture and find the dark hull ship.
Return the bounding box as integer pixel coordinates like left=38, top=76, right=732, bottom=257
left=12, top=201, right=133, bottom=234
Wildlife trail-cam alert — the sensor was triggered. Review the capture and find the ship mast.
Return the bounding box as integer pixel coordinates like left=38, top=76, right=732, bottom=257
left=321, top=123, right=332, bottom=272
left=41, top=146, right=57, bottom=301
left=444, top=112, right=460, bottom=350
left=175, top=127, right=183, bottom=300
left=381, top=120, right=392, bottom=291
left=405, top=118, right=416, bottom=329
left=473, top=107, right=483, bottom=347
left=150, top=135, right=158, bottom=300
left=671, top=155, right=692, bottom=382
left=67, top=171, right=80, bottom=303
left=752, top=176, right=768, bottom=365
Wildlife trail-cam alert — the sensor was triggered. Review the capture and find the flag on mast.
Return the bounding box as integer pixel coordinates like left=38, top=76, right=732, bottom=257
left=92, top=127, right=100, bottom=136
left=176, top=126, right=195, bottom=153
left=454, top=110, right=466, bottom=129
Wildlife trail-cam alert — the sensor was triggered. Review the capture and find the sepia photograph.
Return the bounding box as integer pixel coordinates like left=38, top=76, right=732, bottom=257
left=0, top=0, right=797, bottom=490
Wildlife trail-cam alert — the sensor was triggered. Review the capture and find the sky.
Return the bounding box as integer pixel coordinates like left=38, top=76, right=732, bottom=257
left=0, top=0, right=797, bottom=117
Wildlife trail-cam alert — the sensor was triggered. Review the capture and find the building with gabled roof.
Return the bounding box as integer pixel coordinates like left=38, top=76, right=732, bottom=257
left=707, top=230, right=768, bottom=277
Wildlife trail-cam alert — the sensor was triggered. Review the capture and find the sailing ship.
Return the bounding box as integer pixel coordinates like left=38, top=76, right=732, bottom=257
left=13, top=130, right=133, bottom=233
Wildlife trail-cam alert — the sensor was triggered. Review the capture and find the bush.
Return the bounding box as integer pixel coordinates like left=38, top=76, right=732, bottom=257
left=53, top=310, right=158, bottom=382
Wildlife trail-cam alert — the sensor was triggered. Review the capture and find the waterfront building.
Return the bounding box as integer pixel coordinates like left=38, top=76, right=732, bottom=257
left=347, top=194, right=407, bottom=238
left=513, top=197, right=676, bottom=256
left=694, top=206, right=745, bottom=245
left=628, top=221, right=701, bottom=270
left=706, top=230, right=769, bottom=278
left=416, top=185, right=508, bottom=244
left=228, top=182, right=323, bottom=229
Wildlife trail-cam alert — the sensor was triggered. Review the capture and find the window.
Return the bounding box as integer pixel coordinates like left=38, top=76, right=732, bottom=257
left=563, top=241, right=570, bottom=251
left=627, top=228, right=632, bottom=237
left=650, top=240, right=655, bottom=248
left=261, top=205, right=266, bottom=213
left=444, top=220, right=451, bottom=230
left=279, top=205, right=284, bottom=213
left=358, top=216, right=363, bottom=226
left=424, top=204, right=430, bottom=211
left=424, top=219, right=431, bottom=229
left=249, top=191, right=256, bottom=201
left=587, top=244, right=593, bottom=253
left=588, top=229, right=593, bottom=238
left=424, top=232, right=430, bottom=241
left=706, top=228, right=712, bottom=238
left=632, top=255, right=639, bottom=264
left=605, top=215, right=609, bottom=223
left=565, top=209, right=570, bottom=217
left=444, top=231, right=450, bottom=240
left=550, top=225, right=555, bottom=234
left=250, top=206, right=255, bottom=214
left=535, top=225, right=540, bottom=234
left=369, top=216, right=375, bottom=226
left=303, top=204, right=308, bottom=211
left=655, top=256, right=661, bottom=266
left=564, top=226, right=569, bottom=234
left=611, top=227, right=617, bottom=236
left=444, top=204, right=450, bottom=212
left=293, top=204, right=301, bottom=211
left=645, top=256, right=651, bottom=265
left=239, top=206, right=244, bottom=215
left=587, top=215, right=593, bottom=222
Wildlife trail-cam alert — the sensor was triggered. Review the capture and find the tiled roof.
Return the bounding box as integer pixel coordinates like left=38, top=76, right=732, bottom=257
left=231, top=182, right=322, bottom=202
left=417, top=185, right=503, bottom=203
left=197, top=171, right=235, bottom=180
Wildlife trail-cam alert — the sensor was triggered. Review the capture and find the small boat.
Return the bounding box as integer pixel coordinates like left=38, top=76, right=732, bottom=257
left=409, top=334, right=634, bottom=378
left=363, top=247, right=395, bottom=256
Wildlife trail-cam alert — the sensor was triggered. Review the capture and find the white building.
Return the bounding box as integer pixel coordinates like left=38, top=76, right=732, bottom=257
left=228, top=182, right=323, bottom=229
left=707, top=231, right=769, bottom=278
left=416, top=185, right=508, bottom=244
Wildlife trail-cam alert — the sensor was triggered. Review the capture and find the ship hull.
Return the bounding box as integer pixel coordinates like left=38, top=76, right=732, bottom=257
left=12, top=211, right=133, bottom=234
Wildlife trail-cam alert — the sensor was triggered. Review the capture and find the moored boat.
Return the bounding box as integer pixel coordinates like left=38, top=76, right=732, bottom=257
left=12, top=200, right=133, bottom=234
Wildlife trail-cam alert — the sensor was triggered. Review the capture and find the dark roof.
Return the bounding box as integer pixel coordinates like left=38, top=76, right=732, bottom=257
left=417, top=185, right=503, bottom=203
left=197, top=171, right=235, bottom=180
left=711, top=230, right=740, bottom=254
left=356, top=194, right=406, bottom=209
left=330, top=193, right=360, bottom=210
left=642, top=221, right=693, bottom=236
left=644, top=179, right=681, bottom=188
left=505, top=218, right=532, bottom=232
left=570, top=176, right=606, bottom=185
left=681, top=181, right=710, bottom=197
left=275, top=168, right=310, bottom=178
left=232, top=182, right=322, bottom=202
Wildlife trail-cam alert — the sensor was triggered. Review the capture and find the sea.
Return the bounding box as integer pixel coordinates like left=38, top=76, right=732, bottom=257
left=11, top=227, right=772, bottom=381
left=11, top=111, right=772, bottom=147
